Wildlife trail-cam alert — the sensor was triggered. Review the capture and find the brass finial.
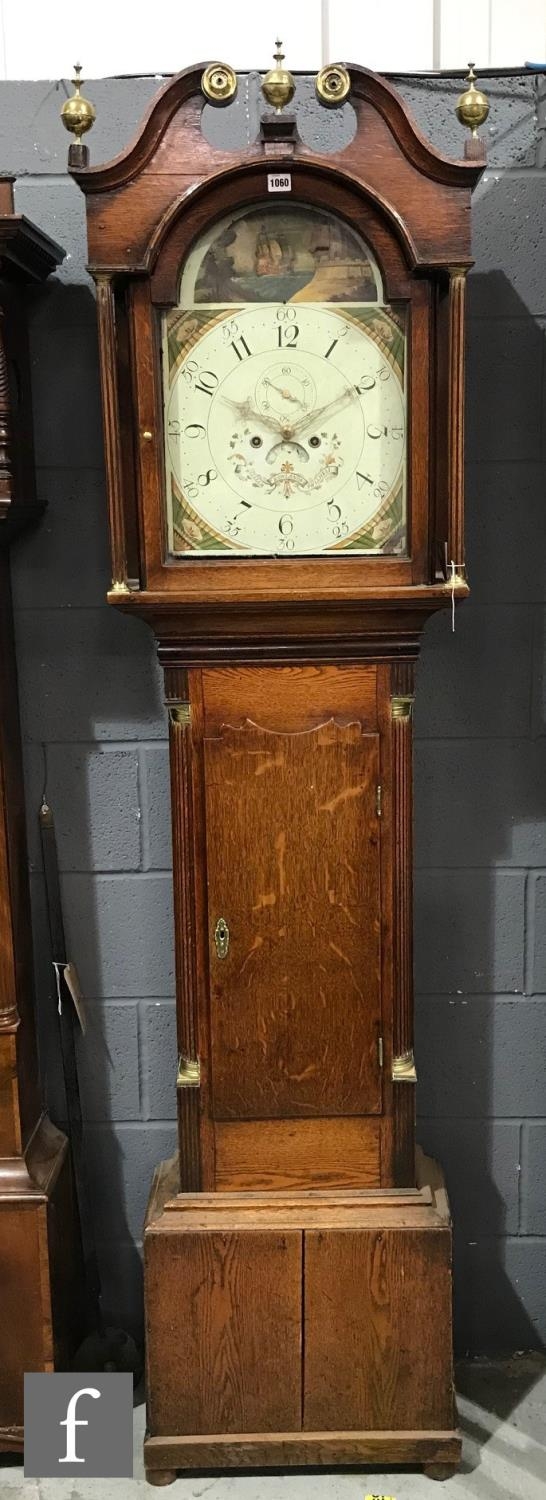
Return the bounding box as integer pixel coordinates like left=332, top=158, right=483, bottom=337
left=201, top=62, right=237, bottom=106
left=456, top=62, right=489, bottom=138
left=262, top=39, right=295, bottom=113
left=315, top=63, right=351, bottom=108
left=61, top=64, right=96, bottom=167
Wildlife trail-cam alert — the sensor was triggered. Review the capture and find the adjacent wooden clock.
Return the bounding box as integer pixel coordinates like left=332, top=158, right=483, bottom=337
left=70, top=57, right=485, bottom=1485
left=0, top=179, right=82, bottom=1450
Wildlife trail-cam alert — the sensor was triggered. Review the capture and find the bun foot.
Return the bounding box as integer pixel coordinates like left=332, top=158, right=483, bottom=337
left=145, top=1467, right=177, bottom=1486
left=424, top=1461, right=459, bottom=1480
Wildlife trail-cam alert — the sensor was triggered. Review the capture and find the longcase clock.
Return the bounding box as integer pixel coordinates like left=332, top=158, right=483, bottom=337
left=68, top=57, right=485, bottom=1484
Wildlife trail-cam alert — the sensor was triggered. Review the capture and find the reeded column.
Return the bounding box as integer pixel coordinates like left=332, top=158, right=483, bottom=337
left=447, top=267, right=468, bottom=572
left=165, top=668, right=201, bottom=1192
left=391, top=661, right=416, bottom=1183
left=0, top=309, right=13, bottom=522
left=95, top=275, right=128, bottom=592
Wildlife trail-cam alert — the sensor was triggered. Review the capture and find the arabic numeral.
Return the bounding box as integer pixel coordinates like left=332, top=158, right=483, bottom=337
left=373, top=479, right=389, bottom=499
left=184, top=423, right=206, bottom=440
left=391, top=426, right=404, bottom=439
left=194, top=369, right=219, bottom=396
left=376, top=364, right=390, bottom=381
left=225, top=501, right=251, bottom=537
left=355, top=373, right=376, bottom=394
left=184, top=469, right=217, bottom=499
left=231, top=335, right=252, bottom=361
left=278, top=513, right=295, bottom=549
left=327, top=500, right=348, bottom=538
left=278, top=323, right=299, bottom=347
left=181, top=359, right=199, bottom=386
left=221, top=319, right=240, bottom=342
left=168, top=418, right=181, bottom=438
left=180, top=360, right=219, bottom=395
left=276, top=306, right=298, bottom=346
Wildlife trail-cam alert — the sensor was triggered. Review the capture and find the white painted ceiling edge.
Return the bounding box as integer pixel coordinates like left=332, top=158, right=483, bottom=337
left=0, top=0, right=544, bottom=83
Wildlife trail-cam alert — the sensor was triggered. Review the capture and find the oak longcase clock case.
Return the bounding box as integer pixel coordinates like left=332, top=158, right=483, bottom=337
left=71, top=61, right=483, bottom=1483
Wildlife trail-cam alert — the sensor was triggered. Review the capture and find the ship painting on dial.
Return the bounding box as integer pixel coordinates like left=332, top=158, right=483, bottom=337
left=162, top=204, right=406, bottom=556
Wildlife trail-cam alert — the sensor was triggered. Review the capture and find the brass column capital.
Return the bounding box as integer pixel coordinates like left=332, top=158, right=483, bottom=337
left=391, top=694, right=414, bottom=720
left=168, top=702, right=191, bottom=726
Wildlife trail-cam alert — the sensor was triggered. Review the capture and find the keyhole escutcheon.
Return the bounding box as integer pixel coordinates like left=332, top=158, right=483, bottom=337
left=214, top=917, right=230, bottom=959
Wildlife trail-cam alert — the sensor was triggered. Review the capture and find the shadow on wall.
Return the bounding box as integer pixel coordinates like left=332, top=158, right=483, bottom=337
left=415, top=258, right=546, bottom=1356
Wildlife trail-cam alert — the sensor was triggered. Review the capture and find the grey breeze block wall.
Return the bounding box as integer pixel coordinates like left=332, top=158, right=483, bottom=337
left=4, top=68, right=546, bottom=1352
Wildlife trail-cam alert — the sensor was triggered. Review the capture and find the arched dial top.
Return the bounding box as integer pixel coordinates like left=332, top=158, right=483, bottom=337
left=162, top=201, right=406, bottom=559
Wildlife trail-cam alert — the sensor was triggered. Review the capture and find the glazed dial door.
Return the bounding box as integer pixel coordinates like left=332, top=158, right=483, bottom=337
left=163, top=302, right=406, bottom=556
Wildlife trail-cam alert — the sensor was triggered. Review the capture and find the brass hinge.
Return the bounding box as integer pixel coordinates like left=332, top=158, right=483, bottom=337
left=177, top=1054, right=200, bottom=1088
left=378, top=1035, right=384, bottom=1068
left=392, top=1049, right=417, bottom=1083
left=376, top=783, right=382, bottom=817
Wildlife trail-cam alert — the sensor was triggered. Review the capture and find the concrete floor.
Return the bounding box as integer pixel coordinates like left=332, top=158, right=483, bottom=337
left=1, top=1357, right=544, bottom=1499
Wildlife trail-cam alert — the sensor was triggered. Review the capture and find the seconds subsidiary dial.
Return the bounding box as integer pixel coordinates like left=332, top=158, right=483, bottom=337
left=164, top=302, right=406, bottom=555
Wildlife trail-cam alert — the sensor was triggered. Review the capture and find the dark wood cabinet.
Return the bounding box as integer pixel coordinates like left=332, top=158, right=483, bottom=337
left=0, top=181, right=82, bottom=1451
left=71, top=61, right=484, bottom=1481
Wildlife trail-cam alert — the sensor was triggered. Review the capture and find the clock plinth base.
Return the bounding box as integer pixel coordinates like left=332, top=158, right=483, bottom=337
left=0, top=1115, right=83, bottom=1450
left=145, top=1431, right=461, bottom=1482
left=144, top=1151, right=459, bottom=1480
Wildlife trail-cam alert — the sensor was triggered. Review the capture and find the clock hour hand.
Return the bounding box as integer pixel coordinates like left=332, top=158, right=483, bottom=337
left=219, top=393, right=292, bottom=438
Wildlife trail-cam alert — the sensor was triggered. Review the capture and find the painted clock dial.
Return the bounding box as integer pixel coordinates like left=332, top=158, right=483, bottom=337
left=161, top=203, right=407, bottom=557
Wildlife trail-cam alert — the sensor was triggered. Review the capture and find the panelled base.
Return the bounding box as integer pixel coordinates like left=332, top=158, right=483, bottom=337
left=144, top=1150, right=460, bottom=1482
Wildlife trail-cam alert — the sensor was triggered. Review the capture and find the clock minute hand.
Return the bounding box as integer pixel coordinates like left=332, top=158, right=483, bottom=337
left=294, top=387, right=357, bottom=438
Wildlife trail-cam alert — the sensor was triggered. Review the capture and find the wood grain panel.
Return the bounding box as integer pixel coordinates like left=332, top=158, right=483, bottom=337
left=202, top=664, right=377, bottom=735
left=204, top=719, right=382, bottom=1119
left=304, top=1228, right=454, bottom=1432
left=215, top=1117, right=381, bottom=1190
left=0, top=1205, right=51, bottom=1427
left=145, top=1230, right=302, bottom=1435
left=0, top=1033, right=19, bottom=1157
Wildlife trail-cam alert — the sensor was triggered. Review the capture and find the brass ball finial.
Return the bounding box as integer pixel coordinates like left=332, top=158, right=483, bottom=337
left=456, top=62, right=489, bottom=138
left=61, top=64, right=96, bottom=166
left=262, top=39, right=295, bottom=113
